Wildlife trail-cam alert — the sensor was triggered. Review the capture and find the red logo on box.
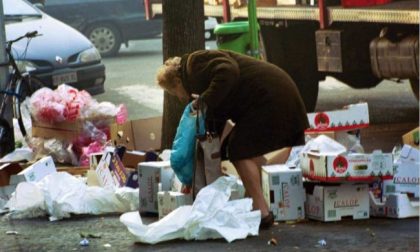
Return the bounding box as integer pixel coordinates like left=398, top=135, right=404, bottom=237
left=333, top=156, right=348, bottom=174
left=314, top=112, right=330, bottom=130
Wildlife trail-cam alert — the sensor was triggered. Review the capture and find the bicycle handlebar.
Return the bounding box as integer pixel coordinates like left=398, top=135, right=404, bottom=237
left=7, top=31, right=39, bottom=46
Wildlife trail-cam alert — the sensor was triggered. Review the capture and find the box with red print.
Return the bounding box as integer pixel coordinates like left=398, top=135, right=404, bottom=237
left=300, top=150, right=393, bottom=182
left=305, top=182, right=369, bottom=222
left=306, top=103, right=369, bottom=132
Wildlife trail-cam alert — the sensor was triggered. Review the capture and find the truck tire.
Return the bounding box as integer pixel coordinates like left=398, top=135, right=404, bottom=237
left=410, top=78, right=419, bottom=100
left=85, top=23, right=122, bottom=57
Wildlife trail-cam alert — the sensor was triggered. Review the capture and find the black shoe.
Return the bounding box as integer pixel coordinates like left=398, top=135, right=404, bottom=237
left=260, top=212, right=274, bottom=230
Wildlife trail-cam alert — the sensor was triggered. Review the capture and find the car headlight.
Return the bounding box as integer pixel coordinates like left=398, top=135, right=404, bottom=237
left=79, top=47, right=101, bottom=63
left=14, top=60, right=38, bottom=73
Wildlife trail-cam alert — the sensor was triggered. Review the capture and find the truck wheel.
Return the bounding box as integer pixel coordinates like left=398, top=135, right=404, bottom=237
left=85, top=23, right=121, bottom=57
left=410, top=78, right=419, bottom=100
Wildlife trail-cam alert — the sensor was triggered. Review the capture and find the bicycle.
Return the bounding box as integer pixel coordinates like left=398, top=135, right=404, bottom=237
left=0, top=31, right=44, bottom=156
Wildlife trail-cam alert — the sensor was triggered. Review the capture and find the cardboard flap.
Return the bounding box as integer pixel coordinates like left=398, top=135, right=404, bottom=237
left=399, top=145, right=419, bottom=163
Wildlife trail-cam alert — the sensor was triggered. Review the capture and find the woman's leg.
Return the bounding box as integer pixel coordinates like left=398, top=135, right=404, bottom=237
left=232, top=156, right=269, bottom=217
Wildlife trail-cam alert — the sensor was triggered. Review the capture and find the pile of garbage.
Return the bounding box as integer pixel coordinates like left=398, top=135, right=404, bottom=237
left=0, top=96, right=419, bottom=245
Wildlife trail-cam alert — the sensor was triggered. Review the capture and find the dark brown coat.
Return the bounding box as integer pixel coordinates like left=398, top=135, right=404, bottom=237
left=180, top=50, right=309, bottom=161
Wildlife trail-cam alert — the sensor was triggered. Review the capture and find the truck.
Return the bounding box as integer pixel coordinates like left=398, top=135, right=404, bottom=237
left=144, top=0, right=418, bottom=111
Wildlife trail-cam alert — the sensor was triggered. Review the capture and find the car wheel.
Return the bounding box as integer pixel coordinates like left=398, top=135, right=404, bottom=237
left=85, top=23, right=121, bottom=57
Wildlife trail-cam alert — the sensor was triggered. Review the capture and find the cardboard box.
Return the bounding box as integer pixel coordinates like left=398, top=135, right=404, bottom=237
left=110, top=117, right=162, bottom=151
left=157, top=191, right=193, bottom=219
left=402, top=127, right=419, bottom=149
left=122, top=150, right=146, bottom=168
left=32, top=120, right=84, bottom=141
left=306, top=103, right=369, bottom=132
left=369, top=191, right=419, bottom=218
left=0, top=163, right=23, bottom=186
left=10, top=156, right=56, bottom=184
left=262, top=165, right=306, bottom=221
left=138, top=161, right=174, bottom=213
left=305, top=183, right=369, bottom=222
left=391, top=145, right=419, bottom=198
left=300, top=150, right=393, bottom=182
left=89, top=152, right=104, bottom=170
left=95, top=151, right=128, bottom=189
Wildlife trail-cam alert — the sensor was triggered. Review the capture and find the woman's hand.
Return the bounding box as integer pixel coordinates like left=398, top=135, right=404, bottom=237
left=181, top=184, right=192, bottom=194
left=191, top=94, right=199, bottom=112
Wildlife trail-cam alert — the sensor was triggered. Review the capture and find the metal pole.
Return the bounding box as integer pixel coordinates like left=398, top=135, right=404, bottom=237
left=0, top=1, right=15, bottom=156
left=248, top=0, right=259, bottom=59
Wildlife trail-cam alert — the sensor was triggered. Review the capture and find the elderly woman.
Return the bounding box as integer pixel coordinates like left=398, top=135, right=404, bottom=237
left=156, top=50, right=309, bottom=229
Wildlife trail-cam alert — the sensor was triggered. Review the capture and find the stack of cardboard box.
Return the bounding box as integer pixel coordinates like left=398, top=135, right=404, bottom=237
left=370, top=139, right=419, bottom=219
left=300, top=103, right=394, bottom=222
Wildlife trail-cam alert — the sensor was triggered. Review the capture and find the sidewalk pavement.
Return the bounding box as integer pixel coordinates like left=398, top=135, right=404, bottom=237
left=1, top=214, right=418, bottom=251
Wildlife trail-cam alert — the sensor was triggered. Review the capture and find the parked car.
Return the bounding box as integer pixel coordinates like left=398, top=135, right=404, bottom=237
left=3, top=0, right=105, bottom=95
left=30, top=0, right=162, bottom=57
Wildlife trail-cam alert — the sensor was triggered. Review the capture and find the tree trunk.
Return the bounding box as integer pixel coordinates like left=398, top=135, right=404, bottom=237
left=161, top=0, right=205, bottom=149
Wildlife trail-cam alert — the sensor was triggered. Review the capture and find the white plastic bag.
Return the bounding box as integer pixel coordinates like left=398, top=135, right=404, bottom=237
left=120, top=176, right=260, bottom=244
left=4, top=172, right=139, bottom=221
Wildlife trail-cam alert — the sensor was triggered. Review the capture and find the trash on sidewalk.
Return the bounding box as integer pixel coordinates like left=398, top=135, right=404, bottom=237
left=0, top=148, right=34, bottom=164
left=157, top=191, right=193, bottom=219
left=79, top=238, right=89, bottom=246
left=110, top=117, right=162, bottom=151
left=300, top=135, right=393, bottom=182
left=29, top=84, right=127, bottom=166
left=138, top=161, right=174, bottom=214
left=120, top=176, right=260, bottom=244
left=304, top=183, right=369, bottom=222
left=3, top=172, right=139, bottom=221
left=267, top=237, right=278, bottom=246
left=10, top=156, right=57, bottom=184
left=261, top=164, right=305, bottom=221
left=6, top=230, right=19, bottom=235
left=306, top=103, right=369, bottom=132
left=369, top=144, right=419, bottom=218
left=316, top=239, right=327, bottom=247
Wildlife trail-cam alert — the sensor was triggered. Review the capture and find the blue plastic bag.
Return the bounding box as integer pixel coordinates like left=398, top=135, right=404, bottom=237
left=170, top=103, right=205, bottom=185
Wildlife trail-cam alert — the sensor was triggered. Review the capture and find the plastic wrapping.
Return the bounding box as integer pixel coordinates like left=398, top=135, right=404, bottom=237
left=4, top=172, right=139, bottom=221
left=120, top=176, right=260, bottom=244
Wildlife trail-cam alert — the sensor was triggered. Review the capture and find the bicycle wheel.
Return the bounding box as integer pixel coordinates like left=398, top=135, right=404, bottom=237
left=13, top=76, right=44, bottom=138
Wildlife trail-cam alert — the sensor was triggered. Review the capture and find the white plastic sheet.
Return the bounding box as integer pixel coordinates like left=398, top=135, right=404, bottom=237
left=301, top=135, right=347, bottom=156
left=120, top=176, right=260, bottom=244
left=4, top=172, right=139, bottom=221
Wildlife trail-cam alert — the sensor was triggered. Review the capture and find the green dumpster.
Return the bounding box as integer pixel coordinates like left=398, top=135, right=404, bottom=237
left=214, top=21, right=250, bottom=55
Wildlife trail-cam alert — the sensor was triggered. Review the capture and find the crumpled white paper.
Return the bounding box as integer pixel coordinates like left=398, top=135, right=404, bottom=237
left=301, top=135, right=347, bottom=156
left=4, top=172, right=139, bottom=221
left=120, top=176, right=260, bottom=244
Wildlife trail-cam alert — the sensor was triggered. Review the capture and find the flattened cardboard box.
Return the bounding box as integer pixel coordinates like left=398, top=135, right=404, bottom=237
left=306, top=103, right=369, bottom=132
left=300, top=150, right=393, bottom=182
left=262, top=165, right=305, bottom=221
left=111, top=117, right=162, bottom=151
left=305, top=183, right=369, bottom=222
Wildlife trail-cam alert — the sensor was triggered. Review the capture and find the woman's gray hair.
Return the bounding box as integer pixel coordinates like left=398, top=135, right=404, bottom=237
left=156, top=57, right=181, bottom=90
